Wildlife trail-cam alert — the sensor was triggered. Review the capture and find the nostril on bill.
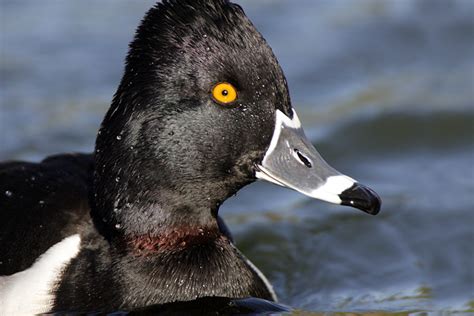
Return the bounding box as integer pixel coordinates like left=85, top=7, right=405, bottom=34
left=294, top=149, right=312, bottom=168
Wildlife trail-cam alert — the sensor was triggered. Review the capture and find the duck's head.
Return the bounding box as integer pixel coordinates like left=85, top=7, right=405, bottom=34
left=93, top=0, right=381, bottom=238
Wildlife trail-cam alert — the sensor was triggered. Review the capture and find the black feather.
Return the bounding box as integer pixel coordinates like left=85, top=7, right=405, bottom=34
left=1, top=0, right=290, bottom=311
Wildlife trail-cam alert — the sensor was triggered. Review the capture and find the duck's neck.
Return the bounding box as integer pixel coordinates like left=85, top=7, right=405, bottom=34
left=106, top=230, right=274, bottom=307
left=91, top=177, right=225, bottom=241
left=123, top=224, right=222, bottom=255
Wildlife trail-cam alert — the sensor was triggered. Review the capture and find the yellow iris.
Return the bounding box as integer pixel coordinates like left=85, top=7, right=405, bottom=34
left=211, top=82, right=237, bottom=105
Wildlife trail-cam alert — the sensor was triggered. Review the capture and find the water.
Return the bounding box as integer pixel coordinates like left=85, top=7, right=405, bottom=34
left=1, top=0, right=473, bottom=314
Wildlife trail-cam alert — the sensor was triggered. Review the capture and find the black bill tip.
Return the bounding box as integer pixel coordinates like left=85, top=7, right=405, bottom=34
left=339, top=183, right=381, bottom=215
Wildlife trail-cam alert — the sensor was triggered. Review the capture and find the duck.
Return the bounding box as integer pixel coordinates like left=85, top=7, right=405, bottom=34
left=0, top=0, right=381, bottom=314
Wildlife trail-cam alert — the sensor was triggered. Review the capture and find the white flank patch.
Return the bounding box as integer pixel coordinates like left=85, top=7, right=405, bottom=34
left=0, top=234, right=81, bottom=315
left=310, top=175, right=355, bottom=204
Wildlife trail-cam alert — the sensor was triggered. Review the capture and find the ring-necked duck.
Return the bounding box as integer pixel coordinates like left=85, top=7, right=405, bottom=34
left=0, top=0, right=381, bottom=313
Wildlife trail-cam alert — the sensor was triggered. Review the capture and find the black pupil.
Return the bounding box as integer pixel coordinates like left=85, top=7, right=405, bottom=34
left=222, top=89, right=229, bottom=96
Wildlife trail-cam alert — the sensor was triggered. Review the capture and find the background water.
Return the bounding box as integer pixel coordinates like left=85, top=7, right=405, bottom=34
left=1, top=0, right=473, bottom=314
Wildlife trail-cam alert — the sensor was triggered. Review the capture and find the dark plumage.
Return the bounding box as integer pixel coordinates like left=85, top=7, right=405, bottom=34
left=93, top=0, right=290, bottom=242
left=0, top=154, right=93, bottom=275
left=0, top=0, right=381, bottom=313
left=2, top=0, right=284, bottom=312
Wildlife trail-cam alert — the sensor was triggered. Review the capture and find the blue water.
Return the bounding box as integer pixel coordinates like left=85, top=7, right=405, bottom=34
left=1, top=0, right=473, bottom=313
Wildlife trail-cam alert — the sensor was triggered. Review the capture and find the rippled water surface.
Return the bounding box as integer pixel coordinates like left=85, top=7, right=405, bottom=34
left=1, top=0, right=473, bottom=314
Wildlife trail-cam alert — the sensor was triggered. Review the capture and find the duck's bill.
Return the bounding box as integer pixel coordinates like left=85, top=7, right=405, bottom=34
left=256, top=109, right=381, bottom=215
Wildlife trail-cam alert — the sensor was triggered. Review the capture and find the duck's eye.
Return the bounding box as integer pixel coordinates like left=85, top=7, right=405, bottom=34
left=211, top=82, right=237, bottom=105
